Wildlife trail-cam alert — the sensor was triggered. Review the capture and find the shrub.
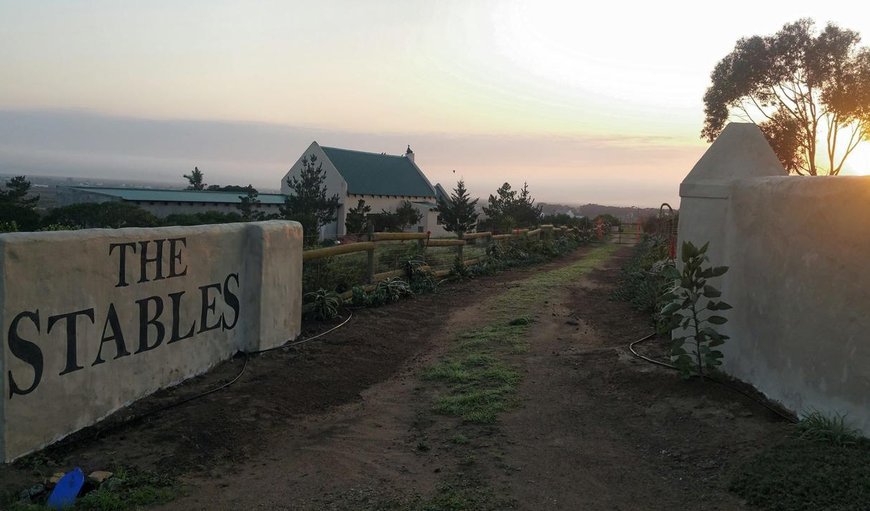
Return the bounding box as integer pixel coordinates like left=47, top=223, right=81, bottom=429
left=797, top=411, right=862, bottom=446
left=661, top=241, right=731, bottom=378
left=372, top=277, right=413, bottom=305
left=304, top=289, right=342, bottom=320
left=406, top=259, right=438, bottom=294
left=613, top=234, right=674, bottom=321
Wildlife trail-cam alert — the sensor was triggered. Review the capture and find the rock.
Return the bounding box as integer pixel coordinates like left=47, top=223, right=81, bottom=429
left=565, top=319, right=580, bottom=326
left=18, top=483, right=45, bottom=502
left=46, top=471, right=65, bottom=488
left=88, top=470, right=114, bottom=484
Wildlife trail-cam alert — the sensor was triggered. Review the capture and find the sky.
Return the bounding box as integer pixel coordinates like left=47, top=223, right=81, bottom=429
left=1, top=0, right=869, bottom=206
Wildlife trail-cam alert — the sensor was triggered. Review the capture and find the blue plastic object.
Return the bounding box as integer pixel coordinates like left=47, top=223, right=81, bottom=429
left=47, top=467, right=85, bottom=509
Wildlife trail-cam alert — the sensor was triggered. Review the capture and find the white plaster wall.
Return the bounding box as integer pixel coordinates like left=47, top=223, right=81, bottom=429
left=346, top=194, right=439, bottom=235
left=282, top=142, right=348, bottom=238
left=677, top=122, right=870, bottom=433
left=0, top=221, right=302, bottom=461
left=722, top=177, right=870, bottom=430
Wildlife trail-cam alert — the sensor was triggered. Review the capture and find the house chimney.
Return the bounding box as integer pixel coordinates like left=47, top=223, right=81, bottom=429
left=405, top=145, right=414, bottom=162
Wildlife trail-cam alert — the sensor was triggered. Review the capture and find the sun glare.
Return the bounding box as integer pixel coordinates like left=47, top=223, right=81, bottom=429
left=843, top=141, right=870, bottom=176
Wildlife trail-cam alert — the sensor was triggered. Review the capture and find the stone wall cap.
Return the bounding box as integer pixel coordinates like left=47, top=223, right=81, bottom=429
left=683, top=123, right=787, bottom=187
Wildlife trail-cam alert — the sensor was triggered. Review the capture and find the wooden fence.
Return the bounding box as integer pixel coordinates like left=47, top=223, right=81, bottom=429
left=303, top=224, right=578, bottom=298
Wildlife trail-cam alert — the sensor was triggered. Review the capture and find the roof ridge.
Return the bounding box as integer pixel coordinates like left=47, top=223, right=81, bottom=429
left=72, top=185, right=285, bottom=196
left=321, top=146, right=406, bottom=159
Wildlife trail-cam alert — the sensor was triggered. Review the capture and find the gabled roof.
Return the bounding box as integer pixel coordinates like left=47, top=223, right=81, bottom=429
left=321, top=146, right=435, bottom=197
left=68, top=186, right=287, bottom=204
left=434, top=183, right=450, bottom=205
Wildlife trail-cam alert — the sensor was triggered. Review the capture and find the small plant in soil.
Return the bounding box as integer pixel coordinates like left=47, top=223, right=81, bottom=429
left=797, top=411, right=862, bottom=446
left=661, top=241, right=731, bottom=378
left=374, top=277, right=413, bottom=304
left=304, top=288, right=342, bottom=320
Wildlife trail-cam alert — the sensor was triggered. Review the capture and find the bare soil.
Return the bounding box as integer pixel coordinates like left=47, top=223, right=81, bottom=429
left=1, top=246, right=790, bottom=510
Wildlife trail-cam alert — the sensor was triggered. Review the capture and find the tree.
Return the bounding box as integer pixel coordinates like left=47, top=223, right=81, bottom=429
left=184, top=167, right=206, bottom=190
left=482, top=182, right=518, bottom=232
left=207, top=184, right=254, bottom=192
left=702, top=19, right=870, bottom=175
left=436, top=179, right=479, bottom=237
left=394, top=200, right=423, bottom=231
left=345, top=199, right=371, bottom=235
left=367, top=201, right=423, bottom=232
left=513, top=182, right=543, bottom=227
left=482, top=182, right=542, bottom=232
left=593, top=213, right=621, bottom=228
left=236, top=185, right=262, bottom=221
left=0, top=176, right=41, bottom=231
left=42, top=202, right=159, bottom=229
left=280, top=154, right=340, bottom=246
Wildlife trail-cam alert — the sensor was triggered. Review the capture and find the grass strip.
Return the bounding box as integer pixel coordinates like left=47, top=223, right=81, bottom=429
left=424, top=244, right=618, bottom=424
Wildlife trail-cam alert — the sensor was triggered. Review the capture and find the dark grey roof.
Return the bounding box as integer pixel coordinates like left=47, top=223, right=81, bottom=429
left=321, top=146, right=435, bottom=197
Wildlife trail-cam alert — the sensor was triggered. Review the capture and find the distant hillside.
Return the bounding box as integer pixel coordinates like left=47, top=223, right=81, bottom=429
left=540, top=203, right=668, bottom=223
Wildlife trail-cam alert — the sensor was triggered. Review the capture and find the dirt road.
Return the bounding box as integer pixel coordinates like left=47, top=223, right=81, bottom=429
left=155, top=245, right=787, bottom=510
left=2, top=245, right=789, bottom=510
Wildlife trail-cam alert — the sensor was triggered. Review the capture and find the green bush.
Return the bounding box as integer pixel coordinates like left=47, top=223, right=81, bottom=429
left=612, top=234, right=674, bottom=321
left=304, top=288, right=342, bottom=320
left=42, top=202, right=159, bottom=229
left=661, top=241, right=731, bottom=378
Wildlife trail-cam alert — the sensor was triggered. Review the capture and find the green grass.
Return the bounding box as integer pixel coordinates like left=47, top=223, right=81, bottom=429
left=3, top=467, right=180, bottom=511
left=415, top=481, right=515, bottom=511
left=424, top=341, right=522, bottom=424
left=796, top=411, right=862, bottom=446
left=486, top=243, right=618, bottom=322
left=423, top=244, right=617, bottom=424
left=450, top=434, right=470, bottom=445
left=730, top=415, right=870, bottom=510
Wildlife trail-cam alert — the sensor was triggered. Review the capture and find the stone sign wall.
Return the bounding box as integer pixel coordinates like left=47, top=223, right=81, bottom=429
left=0, top=220, right=302, bottom=462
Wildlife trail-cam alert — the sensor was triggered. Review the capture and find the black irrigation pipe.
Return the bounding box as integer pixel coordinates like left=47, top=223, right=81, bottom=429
left=249, top=311, right=354, bottom=354
left=629, top=333, right=798, bottom=424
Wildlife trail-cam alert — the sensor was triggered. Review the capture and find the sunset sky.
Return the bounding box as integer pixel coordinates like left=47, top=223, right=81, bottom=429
left=1, top=0, right=869, bottom=206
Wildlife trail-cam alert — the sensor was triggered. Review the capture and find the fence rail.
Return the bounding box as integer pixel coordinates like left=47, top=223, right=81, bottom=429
left=304, top=224, right=592, bottom=296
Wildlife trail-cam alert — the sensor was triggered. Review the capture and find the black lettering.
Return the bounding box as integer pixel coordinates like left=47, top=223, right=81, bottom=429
left=138, top=239, right=166, bottom=284
left=109, top=242, right=137, bottom=287
left=7, top=310, right=43, bottom=398
left=222, top=273, right=240, bottom=330
left=198, top=283, right=223, bottom=334
left=167, top=291, right=196, bottom=343
left=48, top=308, right=96, bottom=376
left=135, top=296, right=165, bottom=353
left=92, top=303, right=130, bottom=366
left=168, top=237, right=188, bottom=278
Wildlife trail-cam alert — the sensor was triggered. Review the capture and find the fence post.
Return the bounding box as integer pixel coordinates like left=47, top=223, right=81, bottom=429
left=366, top=224, right=376, bottom=284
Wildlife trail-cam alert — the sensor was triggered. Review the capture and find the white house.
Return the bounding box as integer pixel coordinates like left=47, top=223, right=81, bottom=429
left=282, top=142, right=449, bottom=238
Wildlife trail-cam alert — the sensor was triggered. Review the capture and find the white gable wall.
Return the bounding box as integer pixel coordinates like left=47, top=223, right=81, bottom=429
left=281, top=141, right=348, bottom=239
